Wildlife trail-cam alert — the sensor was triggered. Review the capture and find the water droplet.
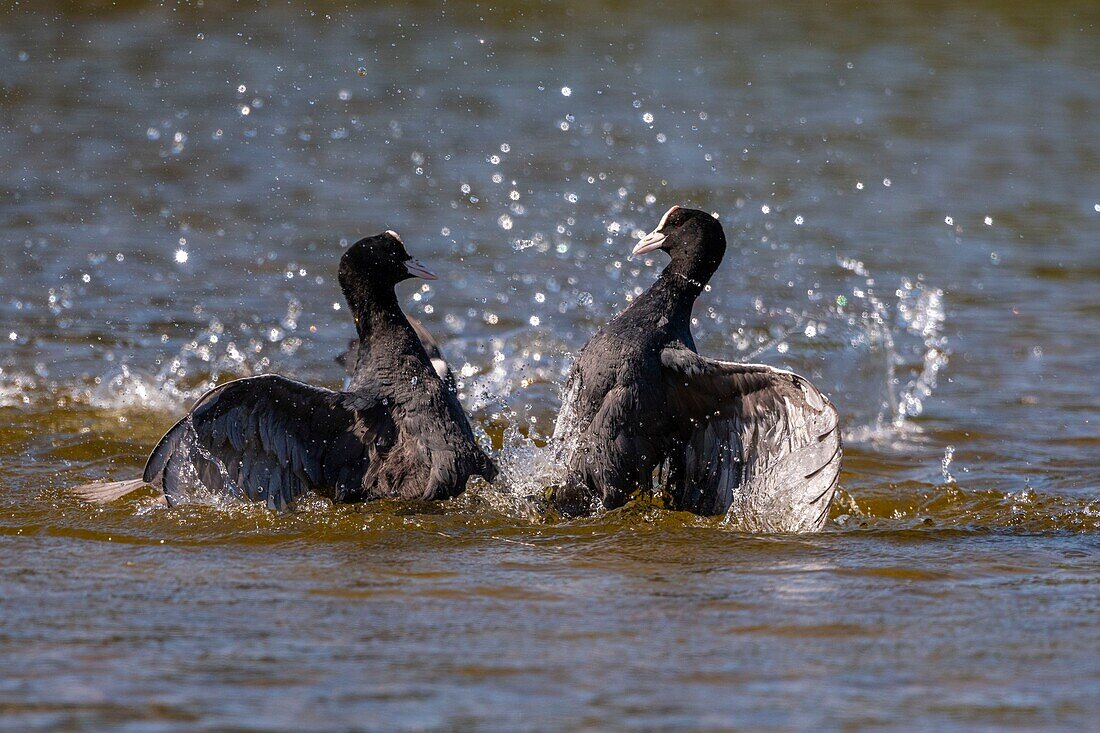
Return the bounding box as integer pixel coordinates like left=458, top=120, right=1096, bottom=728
left=944, top=216, right=954, bottom=226
left=984, top=216, right=993, bottom=225
left=497, top=214, right=513, bottom=231
left=941, top=445, right=956, bottom=484
left=560, top=86, right=571, bottom=97
left=357, top=67, right=367, bottom=77
left=174, top=249, right=189, bottom=263
left=642, top=112, right=654, bottom=124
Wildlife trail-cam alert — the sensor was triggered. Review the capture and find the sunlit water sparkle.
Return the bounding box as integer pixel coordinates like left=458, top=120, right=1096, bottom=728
left=1, top=1, right=1098, bottom=730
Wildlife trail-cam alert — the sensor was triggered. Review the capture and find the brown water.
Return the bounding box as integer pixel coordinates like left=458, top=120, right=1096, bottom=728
left=1, top=1, right=1098, bottom=730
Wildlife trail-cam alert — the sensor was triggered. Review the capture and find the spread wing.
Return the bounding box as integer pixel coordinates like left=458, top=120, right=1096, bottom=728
left=337, top=317, right=457, bottom=393
left=143, top=375, right=395, bottom=510
left=661, top=346, right=841, bottom=531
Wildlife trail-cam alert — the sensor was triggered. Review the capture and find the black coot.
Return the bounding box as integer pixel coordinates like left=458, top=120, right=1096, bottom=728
left=552, top=206, right=840, bottom=531
left=75, top=230, right=497, bottom=510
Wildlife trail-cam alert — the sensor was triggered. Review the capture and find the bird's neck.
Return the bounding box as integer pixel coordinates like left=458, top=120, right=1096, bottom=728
left=633, top=268, right=704, bottom=332
left=345, top=283, right=415, bottom=345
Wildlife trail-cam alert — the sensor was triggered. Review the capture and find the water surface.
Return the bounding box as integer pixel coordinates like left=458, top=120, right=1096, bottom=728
left=1, top=1, right=1098, bottom=729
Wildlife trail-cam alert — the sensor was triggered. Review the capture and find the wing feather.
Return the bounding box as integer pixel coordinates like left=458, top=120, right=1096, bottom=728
left=143, top=375, right=394, bottom=509
left=661, top=347, right=841, bottom=531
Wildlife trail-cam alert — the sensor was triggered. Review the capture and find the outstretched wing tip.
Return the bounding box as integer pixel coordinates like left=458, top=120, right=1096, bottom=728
left=660, top=346, right=843, bottom=530
left=153, top=375, right=392, bottom=509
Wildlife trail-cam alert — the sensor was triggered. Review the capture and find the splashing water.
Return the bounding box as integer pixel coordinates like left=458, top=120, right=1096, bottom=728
left=795, top=257, right=951, bottom=446
left=941, top=445, right=956, bottom=484
left=86, top=300, right=309, bottom=412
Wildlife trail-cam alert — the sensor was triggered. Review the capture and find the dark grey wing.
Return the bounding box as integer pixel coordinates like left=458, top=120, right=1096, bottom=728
left=337, top=317, right=457, bottom=393
left=142, top=375, right=395, bottom=510
left=661, top=347, right=841, bottom=531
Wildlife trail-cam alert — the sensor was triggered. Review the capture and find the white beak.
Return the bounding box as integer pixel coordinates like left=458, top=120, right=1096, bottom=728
left=632, top=229, right=667, bottom=256
left=631, top=204, right=680, bottom=256
left=404, top=258, right=438, bottom=280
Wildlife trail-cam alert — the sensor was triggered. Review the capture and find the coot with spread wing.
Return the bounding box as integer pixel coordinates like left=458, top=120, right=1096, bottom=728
left=552, top=206, right=840, bottom=531
left=74, top=230, right=497, bottom=510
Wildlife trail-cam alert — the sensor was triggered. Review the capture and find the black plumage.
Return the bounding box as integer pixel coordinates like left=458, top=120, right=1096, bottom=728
left=336, top=315, right=457, bottom=394
left=552, top=206, right=841, bottom=531
left=75, top=230, right=496, bottom=509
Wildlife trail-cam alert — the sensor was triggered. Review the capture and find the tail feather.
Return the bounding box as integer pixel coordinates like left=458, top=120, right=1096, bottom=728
left=71, top=477, right=149, bottom=504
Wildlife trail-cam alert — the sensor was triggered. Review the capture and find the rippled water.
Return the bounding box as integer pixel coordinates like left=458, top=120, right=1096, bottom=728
left=2, top=1, right=1098, bottom=729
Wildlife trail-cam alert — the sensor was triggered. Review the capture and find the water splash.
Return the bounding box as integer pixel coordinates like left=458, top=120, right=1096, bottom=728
left=791, top=257, right=951, bottom=446
left=941, top=445, right=956, bottom=484
left=0, top=368, right=36, bottom=407
left=87, top=300, right=307, bottom=412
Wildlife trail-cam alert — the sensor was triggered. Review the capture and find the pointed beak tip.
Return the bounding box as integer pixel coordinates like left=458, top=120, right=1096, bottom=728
left=405, top=259, right=438, bottom=280
left=631, top=233, right=666, bottom=257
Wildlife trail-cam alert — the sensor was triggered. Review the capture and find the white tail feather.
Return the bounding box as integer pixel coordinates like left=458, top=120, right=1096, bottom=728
left=71, top=477, right=149, bottom=504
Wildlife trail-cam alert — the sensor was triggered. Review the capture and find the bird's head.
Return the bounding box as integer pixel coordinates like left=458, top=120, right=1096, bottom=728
left=338, top=229, right=437, bottom=293
left=632, top=206, right=726, bottom=286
